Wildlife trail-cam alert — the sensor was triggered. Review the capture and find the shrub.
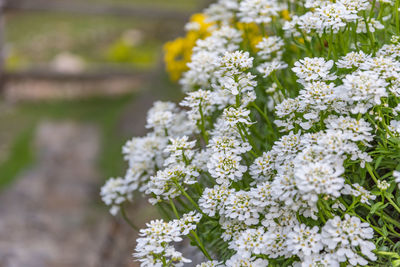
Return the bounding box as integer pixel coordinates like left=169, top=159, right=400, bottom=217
left=101, top=0, right=400, bottom=266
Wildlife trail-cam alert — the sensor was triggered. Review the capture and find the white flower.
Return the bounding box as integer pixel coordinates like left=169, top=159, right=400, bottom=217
left=208, top=151, right=248, bottom=184
left=164, top=136, right=196, bottom=165
left=360, top=56, right=400, bottom=80
left=199, top=185, right=234, bottom=216
left=324, top=115, right=373, bottom=143
left=223, top=190, right=261, bottom=225
left=176, top=211, right=202, bottom=235
left=304, top=0, right=326, bottom=8
left=208, top=135, right=251, bottom=155
left=121, top=134, right=169, bottom=194
left=292, top=57, right=336, bottom=83
left=134, top=218, right=192, bottom=266
left=146, top=101, right=196, bottom=137
left=377, top=180, right=390, bottom=190
left=180, top=89, right=214, bottom=121
left=388, top=120, right=400, bottom=136
left=275, top=98, right=303, bottom=131
left=389, top=78, right=400, bottom=97
left=250, top=151, right=276, bottom=181
left=231, top=227, right=267, bottom=258
left=225, top=254, right=268, bottom=267
left=195, top=26, right=243, bottom=54
left=394, top=170, right=400, bottom=183
left=238, top=0, right=282, bottom=24
left=336, top=51, right=370, bottom=69
left=185, top=21, right=201, bottom=31
left=272, top=132, right=302, bottom=164
left=257, top=60, right=288, bottom=78
left=286, top=224, right=323, bottom=257
left=293, top=12, right=323, bottom=34
left=356, top=18, right=384, bottom=33
left=220, top=217, right=248, bottom=241
left=196, top=260, right=225, bottom=267
left=295, top=160, right=345, bottom=203
left=300, top=252, right=340, bottom=267
left=213, top=72, right=257, bottom=96
left=146, top=101, right=176, bottom=133
left=100, top=177, right=131, bottom=215
left=338, top=0, right=371, bottom=13
left=378, top=43, right=400, bottom=58
left=250, top=181, right=276, bottom=208
left=219, top=50, right=253, bottom=74
left=256, top=36, right=285, bottom=60
left=337, top=70, right=388, bottom=114
left=204, top=2, right=235, bottom=23
left=222, top=107, right=253, bottom=128
left=317, top=2, right=358, bottom=32
left=321, top=215, right=377, bottom=266
left=180, top=51, right=220, bottom=92
left=147, top=164, right=199, bottom=203
left=262, top=226, right=293, bottom=258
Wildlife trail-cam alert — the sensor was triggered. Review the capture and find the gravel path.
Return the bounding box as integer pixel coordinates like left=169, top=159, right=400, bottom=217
left=0, top=121, right=138, bottom=267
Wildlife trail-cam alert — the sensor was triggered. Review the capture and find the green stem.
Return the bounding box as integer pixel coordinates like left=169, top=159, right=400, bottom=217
left=259, top=22, right=266, bottom=37
left=366, top=163, right=400, bottom=214
left=190, top=230, right=212, bottom=260
left=157, top=203, right=172, bottom=220
left=120, top=205, right=139, bottom=231
left=236, top=124, right=259, bottom=157
left=252, top=102, right=275, bottom=131
left=363, top=12, right=376, bottom=54
left=369, top=0, right=377, bottom=19
left=172, top=180, right=205, bottom=216
left=199, top=103, right=209, bottom=144
left=271, top=71, right=286, bottom=96
left=169, top=198, right=180, bottom=218
left=329, top=29, right=338, bottom=60
left=169, top=199, right=212, bottom=260
left=396, top=0, right=399, bottom=34
left=353, top=212, right=394, bottom=244
left=386, top=197, right=400, bottom=214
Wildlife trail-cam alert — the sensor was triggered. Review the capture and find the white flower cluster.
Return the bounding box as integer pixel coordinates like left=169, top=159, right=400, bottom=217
left=276, top=43, right=400, bottom=130
left=101, top=0, right=400, bottom=265
left=284, top=0, right=370, bottom=34
left=100, top=101, right=198, bottom=214
left=147, top=136, right=200, bottom=204
left=134, top=212, right=202, bottom=266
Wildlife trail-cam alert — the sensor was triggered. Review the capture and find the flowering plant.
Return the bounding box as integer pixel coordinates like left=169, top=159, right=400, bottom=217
left=101, top=0, right=400, bottom=266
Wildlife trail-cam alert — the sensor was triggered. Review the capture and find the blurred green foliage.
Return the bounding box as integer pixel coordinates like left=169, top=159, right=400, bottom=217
left=4, top=0, right=200, bottom=70
left=106, top=39, right=159, bottom=68
left=5, top=13, right=157, bottom=69
left=0, top=127, right=35, bottom=189
left=0, top=95, right=135, bottom=190
left=0, top=0, right=199, bottom=190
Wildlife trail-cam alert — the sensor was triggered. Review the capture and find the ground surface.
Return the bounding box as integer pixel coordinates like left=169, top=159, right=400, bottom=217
left=0, top=76, right=183, bottom=266
left=0, top=121, right=142, bottom=267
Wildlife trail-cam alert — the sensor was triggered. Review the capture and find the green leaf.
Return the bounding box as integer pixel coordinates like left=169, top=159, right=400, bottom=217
left=370, top=202, right=384, bottom=214
left=375, top=156, right=384, bottom=170
left=382, top=225, right=388, bottom=237
left=376, top=251, right=400, bottom=258
left=393, top=259, right=400, bottom=267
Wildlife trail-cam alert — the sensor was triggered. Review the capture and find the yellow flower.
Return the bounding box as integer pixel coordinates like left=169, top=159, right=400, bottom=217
left=164, top=38, right=191, bottom=81
left=237, top=22, right=264, bottom=51
left=163, top=13, right=213, bottom=81
left=281, top=9, right=291, bottom=21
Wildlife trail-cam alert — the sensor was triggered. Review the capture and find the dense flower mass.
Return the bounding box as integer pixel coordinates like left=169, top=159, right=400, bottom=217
left=102, top=0, right=400, bottom=266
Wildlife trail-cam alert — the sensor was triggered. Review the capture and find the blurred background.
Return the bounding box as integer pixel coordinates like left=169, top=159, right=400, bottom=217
left=0, top=0, right=209, bottom=266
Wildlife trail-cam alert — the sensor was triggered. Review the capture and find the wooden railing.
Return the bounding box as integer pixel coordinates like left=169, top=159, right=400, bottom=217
left=0, top=0, right=211, bottom=93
